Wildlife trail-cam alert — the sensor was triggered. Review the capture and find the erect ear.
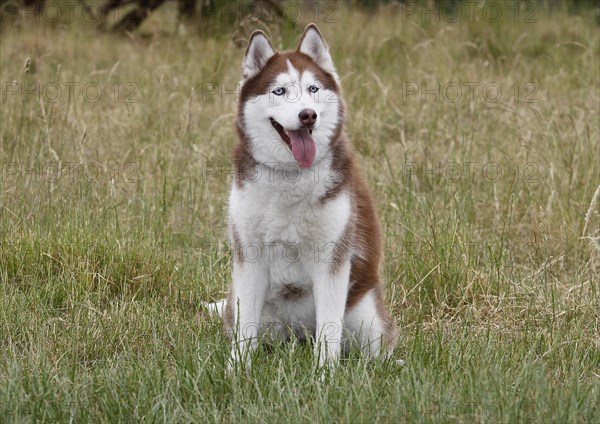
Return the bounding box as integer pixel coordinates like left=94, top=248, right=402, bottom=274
left=297, top=24, right=338, bottom=82
left=242, top=30, right=275, bottom=79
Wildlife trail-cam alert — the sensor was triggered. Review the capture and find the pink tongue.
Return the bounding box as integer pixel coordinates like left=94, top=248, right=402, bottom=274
left=287, top=128, right=316, bottom=168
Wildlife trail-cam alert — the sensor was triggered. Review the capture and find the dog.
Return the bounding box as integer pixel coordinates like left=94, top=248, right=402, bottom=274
left=210, top=24, right=397, bottom=368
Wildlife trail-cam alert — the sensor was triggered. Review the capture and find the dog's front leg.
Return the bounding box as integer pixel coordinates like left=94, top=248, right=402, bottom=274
left=228, top=260, right=269, bottom=370
left=310, top=259, right=351, bottom=367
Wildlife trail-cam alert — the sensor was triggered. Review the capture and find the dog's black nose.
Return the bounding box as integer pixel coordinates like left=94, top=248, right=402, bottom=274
left=299, top=109, right=317, bottom=127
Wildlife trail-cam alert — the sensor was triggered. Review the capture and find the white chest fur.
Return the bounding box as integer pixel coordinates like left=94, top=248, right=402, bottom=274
left=229, top=160, right=350, bottom=286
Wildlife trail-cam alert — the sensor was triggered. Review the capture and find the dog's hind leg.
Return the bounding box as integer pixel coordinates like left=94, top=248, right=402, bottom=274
left=343, top=288, right=397, bottom=357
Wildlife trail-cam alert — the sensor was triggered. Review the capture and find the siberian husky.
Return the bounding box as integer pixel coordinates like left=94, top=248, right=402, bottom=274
left=210, top=24, right=398, bottom=367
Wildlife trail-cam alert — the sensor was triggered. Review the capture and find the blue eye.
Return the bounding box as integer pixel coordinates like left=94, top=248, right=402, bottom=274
left=272, top=87, right=285, bottom=96
left=309, top=85, right=319, bottom=93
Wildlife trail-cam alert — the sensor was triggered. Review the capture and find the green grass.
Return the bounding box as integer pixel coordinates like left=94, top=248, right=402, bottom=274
left=1, top=1, right=599, bottom=422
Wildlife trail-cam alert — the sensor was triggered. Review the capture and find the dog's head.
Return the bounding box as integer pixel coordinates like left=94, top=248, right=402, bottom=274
left=238, top=24, right=343, bottom=169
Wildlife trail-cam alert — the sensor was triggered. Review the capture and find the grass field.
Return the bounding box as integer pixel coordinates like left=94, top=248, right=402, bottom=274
left=1, top=1, right=599, bottom=422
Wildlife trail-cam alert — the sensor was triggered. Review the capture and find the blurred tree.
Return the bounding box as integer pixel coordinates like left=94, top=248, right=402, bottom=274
left=0, top=0, right=292, bottom=32
left=97, top=0, right=289, bottom=32
left=1, top=1, right=597, bottom=32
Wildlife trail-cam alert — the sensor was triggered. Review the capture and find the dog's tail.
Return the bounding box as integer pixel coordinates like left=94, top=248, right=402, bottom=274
left=203, top=299, right=226, bottom=317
